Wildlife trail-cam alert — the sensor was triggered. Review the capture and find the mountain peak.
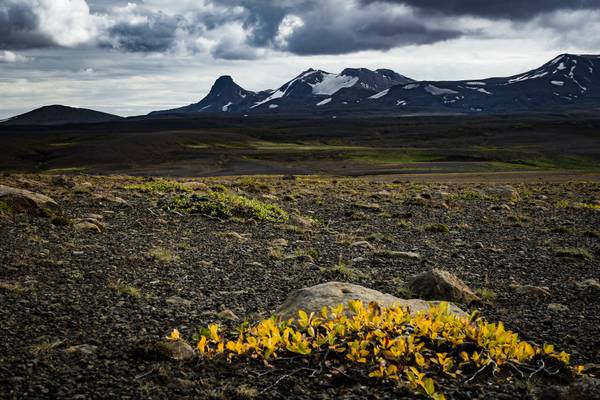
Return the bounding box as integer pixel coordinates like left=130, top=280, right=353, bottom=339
left=3, top=105, right=121, bottom=126
left=212, top=75, right=237, bottom=89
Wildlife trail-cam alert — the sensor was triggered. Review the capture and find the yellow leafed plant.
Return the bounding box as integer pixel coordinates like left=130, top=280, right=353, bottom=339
left=167, top=301, right=582, bottom=399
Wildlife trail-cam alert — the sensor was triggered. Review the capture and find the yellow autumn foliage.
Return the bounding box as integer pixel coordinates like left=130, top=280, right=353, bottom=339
left=168, top=301, right=581, bottom=399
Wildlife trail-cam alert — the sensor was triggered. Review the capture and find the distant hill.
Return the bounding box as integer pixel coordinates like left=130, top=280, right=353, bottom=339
left=151, top=53, right=600, bottom=116
left=2, top=105, right=123, bottom=126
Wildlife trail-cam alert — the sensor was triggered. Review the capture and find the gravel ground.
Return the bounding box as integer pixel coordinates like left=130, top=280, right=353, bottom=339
left=0, top=173, right=599, bottom=399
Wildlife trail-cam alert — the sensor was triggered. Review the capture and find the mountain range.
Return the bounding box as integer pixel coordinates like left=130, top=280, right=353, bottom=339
left=3, top=54, right=600, bottom=125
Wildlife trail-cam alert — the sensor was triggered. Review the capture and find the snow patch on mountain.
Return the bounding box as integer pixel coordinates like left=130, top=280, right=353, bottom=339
left=402, top=83, right=420, bottom=90
left=551, top=81, right=565, bottom=86
left=368, top=89, right=389, bottom=99
left=309, top=73, right=359, bottom=96
left=508, top=71, right=548, bottom=83
left=467, top=82, right=486, bottom=86
left=269, top=104, right=279, bottom=109
left=424, top=85, right=459, bottom=95
left=316, top=98, right=332, bottom=106
left=222, top=102, right=233, bottom=112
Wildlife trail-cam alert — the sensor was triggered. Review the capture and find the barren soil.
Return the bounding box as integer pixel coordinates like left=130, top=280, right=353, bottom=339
left=1, top=172, right=599, bottom=399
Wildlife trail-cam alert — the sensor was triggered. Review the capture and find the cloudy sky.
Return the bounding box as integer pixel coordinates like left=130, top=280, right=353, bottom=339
left=1, top=0, right=599, bottom=118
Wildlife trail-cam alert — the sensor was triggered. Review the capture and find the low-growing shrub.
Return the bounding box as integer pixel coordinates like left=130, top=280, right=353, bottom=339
left=421, top=223, right=450, bottom=233
left=168, top=301, right=580, bottom=399
left=448, top=191, right=498, bottom=202
left=124, top=179, right=191, bottom=194
left=161, top=191, right=288, bottom=222
left=554, top=200, right=600, bottom=210
left=148, top=246, right=179, bottom=263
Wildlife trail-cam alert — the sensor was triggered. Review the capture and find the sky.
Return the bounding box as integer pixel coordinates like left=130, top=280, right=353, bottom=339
left=1, top=0, right=599, bottom=118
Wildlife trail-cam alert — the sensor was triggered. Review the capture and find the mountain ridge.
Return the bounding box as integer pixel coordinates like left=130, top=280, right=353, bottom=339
left=3, top=54, right=600, bottom=125
left=150, top=53, right=600, bottom=117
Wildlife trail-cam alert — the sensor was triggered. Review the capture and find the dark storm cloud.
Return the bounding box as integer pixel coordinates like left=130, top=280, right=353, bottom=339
left=0, top=1, right=53, bottom=49
left=361, top=0, right=598, bottom=20
left=104, top=12, right=183, bottom=53
left=285, top=12, right=461, bottom=55
left=206, top=0, right=461, bottom=56
left=3, top=0, right=598, bottom=59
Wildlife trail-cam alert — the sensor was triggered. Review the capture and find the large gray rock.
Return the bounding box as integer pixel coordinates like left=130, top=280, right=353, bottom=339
left=0, top=184, right=58, bottom=215
left=408, top=269, right=480, bottom=304
left=485, top=185, right=521, bottom=202
left=275, top=281, right=466, bottom=321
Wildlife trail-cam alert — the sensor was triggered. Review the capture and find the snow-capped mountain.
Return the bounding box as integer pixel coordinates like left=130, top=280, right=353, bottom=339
left=152, top=67, right=414, bottom=115
left=150, top=54, right=599, bottom=116
left=367, top=54, right=600, bottom=114
left=151, top=75, right=269, bottom=115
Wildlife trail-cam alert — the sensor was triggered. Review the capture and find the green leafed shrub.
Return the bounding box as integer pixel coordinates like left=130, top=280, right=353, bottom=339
left=161, top=191, right=288, bottom=222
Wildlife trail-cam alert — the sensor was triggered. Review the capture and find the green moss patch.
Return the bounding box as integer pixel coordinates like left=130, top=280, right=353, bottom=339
left=0, top=200, right=13, bottom=216
left=161, top=191, right=288, bottom=222
left=124, top=179, right=192, bottom=194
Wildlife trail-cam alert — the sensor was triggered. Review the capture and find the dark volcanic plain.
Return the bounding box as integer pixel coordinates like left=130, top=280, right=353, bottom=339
left=1, top=171, right=599, bottom=399
left=1, top=115, right=600, bottom=176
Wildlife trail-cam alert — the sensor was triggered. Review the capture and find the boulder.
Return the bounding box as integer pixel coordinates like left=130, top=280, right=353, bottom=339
left=485, top=185, right=520, bottom=202
left=275, top=281, right=466, bottom=321
left=408, top=269, right=479, bottom=304
left=0, top=184, right=58, bottom=215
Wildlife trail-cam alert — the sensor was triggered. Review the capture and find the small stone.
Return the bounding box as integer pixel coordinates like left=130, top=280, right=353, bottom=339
left=375, top=250, right=421, bottom=260
left=50, top=176, right=74, bottom=188
left=217, top=309, right=239, bottom=321
left=166, top=296, right=192, bottom=307
left=73, top=221, right=102, bottom=233
left=510, top=284, right=551, bottom=297
left=392, top=251, right=421, bottom=260
left=576, top=278, right=600, bottom=291
left=250, top=261, right=265, bottom=268
left=198, top=260, right=213, bottom=268
left=172, top=378, right=195, bottom=391
left=349, top=241, right=375, bottom=250
left=270, top=238, right=288, bottom=247
left=155, top=340, right=194, bottom=361
left=65, top=344, right=98, bottom=355
left=408, top=269, right=479, bottom=303
left=548, top=303, right=569, bottom=313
